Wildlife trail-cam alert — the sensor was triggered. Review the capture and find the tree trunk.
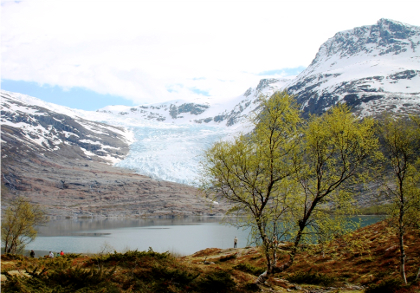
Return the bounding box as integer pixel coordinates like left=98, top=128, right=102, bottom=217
left=415, top=266, right=420, bottom=282
left=255, top=224, right=305, bottom=284
left=399, top=233, right=407, bottom=285
left=399, top=205, right=407, bottom=285
left=255, top=270, right=269, bottom=284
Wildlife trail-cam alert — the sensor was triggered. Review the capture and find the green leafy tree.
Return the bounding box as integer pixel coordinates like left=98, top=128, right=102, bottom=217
left=275, top=104, right=380, bottom=278
left=1, top=196, right=48, bottom=254
left=378, top=114, right=420, bottom=284
left=200, top=91, right=301, bottom=278
left=200, top=93, right=380, bottom=283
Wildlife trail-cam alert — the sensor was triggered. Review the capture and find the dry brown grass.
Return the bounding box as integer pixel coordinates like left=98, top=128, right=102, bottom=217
left=272, top=220, right=420, bottom=291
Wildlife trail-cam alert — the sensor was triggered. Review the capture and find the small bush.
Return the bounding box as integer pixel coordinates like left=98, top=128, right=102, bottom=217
left=63, top=253, right=82, bottom=259
left=286, top=271, right=336, bottom=286
left=233, top=263, right=265, bottom=276
left=90, top=248, right=170, bottom=266
left=197, top=270, right=236, bottom=293
left=365, top=278, right=404, bottom=293
left=1, top=254, right=25, bottom=261
left=151, top=265, right=200, bottom=285
left=243, top=282, right=260, bottom=291
left=2, top=264, right=117, bottom=293
left=36, top=257, right=73, bottom=273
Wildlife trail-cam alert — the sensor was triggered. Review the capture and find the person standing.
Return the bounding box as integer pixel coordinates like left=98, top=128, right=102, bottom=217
left=60, top=250, right=64, bottom=256
left=30, top=250, right=35, bottom=258
left=234, top=236, right=238, bottom=248
left=49, top=251, right=54, bottom=258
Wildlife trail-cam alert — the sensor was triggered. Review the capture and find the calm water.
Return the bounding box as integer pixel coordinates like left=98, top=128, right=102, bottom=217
left=26, top=217, right=250, bottom=257
left=24, top=216, right=383, bottom=257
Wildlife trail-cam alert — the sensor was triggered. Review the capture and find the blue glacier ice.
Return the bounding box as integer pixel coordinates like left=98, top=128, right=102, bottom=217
left=115, top=123, right=231, bottom=186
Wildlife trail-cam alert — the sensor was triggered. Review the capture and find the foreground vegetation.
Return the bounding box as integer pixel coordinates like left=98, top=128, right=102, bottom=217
left=2, top=220, right=419, bottom=293
left=200, top=91, right=420, bottom=284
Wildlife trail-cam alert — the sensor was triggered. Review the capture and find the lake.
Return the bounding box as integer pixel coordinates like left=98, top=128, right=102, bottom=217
left=24, top=216, right=383, bottom=258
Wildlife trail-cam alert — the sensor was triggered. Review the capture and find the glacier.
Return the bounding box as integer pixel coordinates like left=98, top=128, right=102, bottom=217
left=114, top=123, right=235, bottom=185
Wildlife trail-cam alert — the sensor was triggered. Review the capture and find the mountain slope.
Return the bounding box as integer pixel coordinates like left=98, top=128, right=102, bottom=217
left=1, top=91, right=226, bottom=218
left=1, top=91, right=132, bottom=164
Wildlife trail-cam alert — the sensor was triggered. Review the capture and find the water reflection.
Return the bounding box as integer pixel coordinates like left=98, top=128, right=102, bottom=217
left=35, top=217, right=223, bottom=236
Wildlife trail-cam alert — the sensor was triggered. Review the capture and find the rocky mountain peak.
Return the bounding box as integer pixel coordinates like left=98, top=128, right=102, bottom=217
left=310, top=18, right=420, bottom=67
left=255, top=78, right=281, bottom=91
left=286, top=19, right=420, bottom=117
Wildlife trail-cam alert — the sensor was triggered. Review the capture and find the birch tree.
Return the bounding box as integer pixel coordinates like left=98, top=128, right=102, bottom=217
left=378, top=114, right=420, bottom=284
left=201, top=92, right=380, bottom=283
left=200, top=91, right=301, bottom=276
left=271, top=104, right=380, bottom=274
left=1, top=196, right=48, bottom=254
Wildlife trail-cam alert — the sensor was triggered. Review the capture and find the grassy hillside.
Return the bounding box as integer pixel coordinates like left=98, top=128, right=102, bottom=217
left=1, top=220, right=419, bottom=293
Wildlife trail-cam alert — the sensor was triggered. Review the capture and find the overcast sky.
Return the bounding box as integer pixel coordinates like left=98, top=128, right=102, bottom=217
left=2, top=0, right=420, bottom=110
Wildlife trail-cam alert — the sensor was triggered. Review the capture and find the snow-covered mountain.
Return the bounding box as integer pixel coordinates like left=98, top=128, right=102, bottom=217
left=96, top=78, right=290, bottom=128
left=286, top=18, right=420, bottom=117
left=1, top=91, right=133, bottom=164
left=2, top=19, right=419, bottom=188
left=97, top=19, right=420, bottom=124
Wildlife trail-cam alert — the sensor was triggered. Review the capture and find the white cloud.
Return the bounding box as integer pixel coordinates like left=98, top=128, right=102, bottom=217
left=2, top=0, right=420, bottom=105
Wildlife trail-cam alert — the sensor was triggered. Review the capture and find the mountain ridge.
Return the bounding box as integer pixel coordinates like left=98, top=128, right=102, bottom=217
left=94, top=18, right=420, bottom=123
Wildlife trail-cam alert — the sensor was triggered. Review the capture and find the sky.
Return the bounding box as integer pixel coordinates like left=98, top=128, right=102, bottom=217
left=1, top=0, right=420, bottom=111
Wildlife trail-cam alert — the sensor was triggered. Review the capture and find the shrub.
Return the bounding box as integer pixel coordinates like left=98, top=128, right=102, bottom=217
left=243, top=282, right=260, bottom=291
left=233, top=263, right=265, bottom=276
left=147, top=264, right=200, bottom=292
left=90, top=248, right=170, bottom=267
left=286, top=271, right=336, bottom=286
left=2, top=264, right=117, bottom=293
left=365, top=278, right=404, bottom=293
left=63, top=253, right=82, bottom=259
left=197, top=270, right=236, bottom=293
left=1, top=253, right=26, bottom=261
left=152, top=265, right=199, bottom=284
